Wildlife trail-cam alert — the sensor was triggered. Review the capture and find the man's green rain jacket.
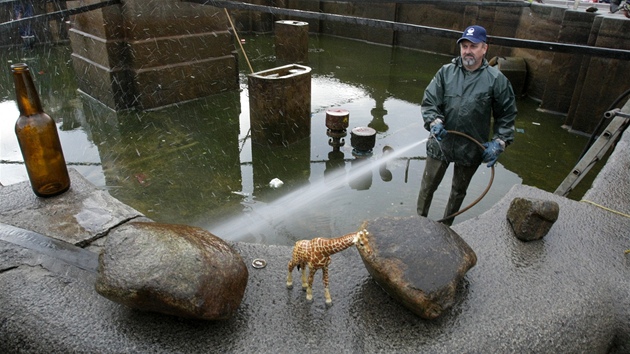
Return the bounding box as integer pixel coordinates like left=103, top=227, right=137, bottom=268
left=421, top=56, right=517, bottom=166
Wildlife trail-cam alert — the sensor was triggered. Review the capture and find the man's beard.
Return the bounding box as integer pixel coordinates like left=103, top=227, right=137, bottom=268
left=462, top=56, right=476, bottom=67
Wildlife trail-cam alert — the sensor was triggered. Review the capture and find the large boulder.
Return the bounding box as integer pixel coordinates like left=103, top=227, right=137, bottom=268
left=95, top=222, right=248, bottom=320
left=356, top=216, right=476, bottom=320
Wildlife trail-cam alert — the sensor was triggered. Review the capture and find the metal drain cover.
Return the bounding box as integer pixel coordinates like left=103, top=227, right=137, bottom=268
left=252, top=258, right=267, bottom=269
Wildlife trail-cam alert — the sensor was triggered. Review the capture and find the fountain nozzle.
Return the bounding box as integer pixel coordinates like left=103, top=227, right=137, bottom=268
left=326, top=109, right=349, bottom=150
left=350, top=126, right=377, bottom=157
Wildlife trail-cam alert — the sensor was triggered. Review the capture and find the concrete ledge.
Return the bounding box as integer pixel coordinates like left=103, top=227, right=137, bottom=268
left=583, top=125, right=630, bottom=217
left=0, top=169, right=144, bottom=247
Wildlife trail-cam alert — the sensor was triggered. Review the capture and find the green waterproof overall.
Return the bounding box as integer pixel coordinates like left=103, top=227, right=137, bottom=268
left=417, top=56, right=517, bottom=225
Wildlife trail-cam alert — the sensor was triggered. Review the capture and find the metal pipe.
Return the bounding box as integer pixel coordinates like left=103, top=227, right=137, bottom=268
left=323, top=0, right=529, bottom=6
left=0, top=0, right=121, bottom=30
left=604, top=109, right=630, bottom=119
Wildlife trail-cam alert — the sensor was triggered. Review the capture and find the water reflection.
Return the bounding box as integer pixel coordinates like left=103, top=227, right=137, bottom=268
left=79, top=91, right=244, bottom=226
left=0, top=34, right=597, bottom=246
left=348, top=157, right=373, bottom=191
left=251, top=139, right=311, bottom=203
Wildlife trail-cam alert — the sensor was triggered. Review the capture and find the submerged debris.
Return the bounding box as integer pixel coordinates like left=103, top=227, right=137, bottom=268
left=268, top=178, right=284, bottom=188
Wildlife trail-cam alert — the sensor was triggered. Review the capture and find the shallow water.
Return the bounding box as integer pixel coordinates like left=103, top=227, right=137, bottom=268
left=0, top=34, right=600, bottom=245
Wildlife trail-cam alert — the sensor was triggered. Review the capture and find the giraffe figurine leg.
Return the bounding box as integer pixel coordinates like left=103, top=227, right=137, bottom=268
left=288, top=240, right=308, bottom=290
left=287, top=257, right=298, bottom=289
left=286, top=266, right=294, bottom=289
left=322, top=266, right=332, bottom=305
left=300, top=265, right=308, bottom=290
left=306, top=267, right=317, bottom=301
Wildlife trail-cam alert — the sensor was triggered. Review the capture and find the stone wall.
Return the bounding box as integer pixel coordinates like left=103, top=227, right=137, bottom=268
left=514, top=6, right=630, bottom=133
left=566, top=15, right=630, bottom=132
left=240, top=1, right=629, bottom=134
left=67, top=0, right=129, bottom=110
left=67, top=0, right=238, bottom=111
left=7, top=1, right=627, bottom=130
left=321, top=1, right=396, bottom=45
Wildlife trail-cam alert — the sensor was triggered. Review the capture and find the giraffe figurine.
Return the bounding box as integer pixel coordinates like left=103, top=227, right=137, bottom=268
left=286, top=229, right=369, bottom=305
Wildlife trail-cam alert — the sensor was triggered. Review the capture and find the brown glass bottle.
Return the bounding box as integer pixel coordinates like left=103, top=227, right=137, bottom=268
left=12, top=63, right=70, bottom=197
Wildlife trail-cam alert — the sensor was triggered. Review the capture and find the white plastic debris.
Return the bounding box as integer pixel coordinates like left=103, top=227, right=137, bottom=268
left=269, top=178, right=284, bottom=188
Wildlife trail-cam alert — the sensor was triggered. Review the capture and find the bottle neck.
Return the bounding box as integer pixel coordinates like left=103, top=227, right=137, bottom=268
left=11, top=64, right=44, bottom=116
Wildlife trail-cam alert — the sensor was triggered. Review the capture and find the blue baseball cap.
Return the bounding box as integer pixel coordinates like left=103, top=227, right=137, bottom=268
left=457, top=25, right=487, bottom=44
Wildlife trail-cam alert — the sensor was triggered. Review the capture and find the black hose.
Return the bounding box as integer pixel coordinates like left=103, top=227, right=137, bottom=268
left=436, top=130, right=495, bottom=223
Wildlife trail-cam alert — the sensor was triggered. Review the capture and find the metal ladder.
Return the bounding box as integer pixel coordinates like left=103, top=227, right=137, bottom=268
left=554, top=109, right=630, bottom=197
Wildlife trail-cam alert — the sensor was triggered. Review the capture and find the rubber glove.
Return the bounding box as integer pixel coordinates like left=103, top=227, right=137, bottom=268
left=482, top=139, right=505, bottom=167
left=429, top=119, right=447, bottom=141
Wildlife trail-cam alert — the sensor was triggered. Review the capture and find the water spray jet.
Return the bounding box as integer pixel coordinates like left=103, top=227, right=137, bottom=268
left=210, top=139, right=426, bottom=242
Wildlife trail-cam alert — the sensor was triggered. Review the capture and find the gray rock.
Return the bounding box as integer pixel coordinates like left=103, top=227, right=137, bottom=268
left=95, top=222, right=248, bottom=320
left=0, top=169, right=143, bottom=247
left=507, top=197, right=559, bottom=241
left=356, top=216, right=476, bottom=319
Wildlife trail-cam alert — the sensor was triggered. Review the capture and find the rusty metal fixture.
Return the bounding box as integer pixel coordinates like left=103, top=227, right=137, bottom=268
left=326, top=109, right=349, bottom=131
left=350, top=126, right=377, bottom=157
left=326, top=109, right=349, bottom=151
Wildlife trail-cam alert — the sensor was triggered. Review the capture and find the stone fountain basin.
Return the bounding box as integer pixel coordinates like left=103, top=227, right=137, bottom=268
left=0, top=158, right=629, bottom=352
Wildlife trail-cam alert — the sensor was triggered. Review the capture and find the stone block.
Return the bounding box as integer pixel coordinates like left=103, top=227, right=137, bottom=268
left=67, top=0, right=124, bottom=39
left=248, top=64, right=312, bottom=146
left=69, top=29, right=128, bottom=69
left=0, top=169, right=143, bottom=246
left=133, top=55, right=238, bottom=110
left=275, top=20, right=309, bottom=64
left=68, top=0, right=238, bottom=111
left=507, top=197, right=559, bottom=242
left=119, top=0, right=227, bottom=40
left=70, top=54, right=134, bottom=110
left=127, top=32, right=234, bottom=69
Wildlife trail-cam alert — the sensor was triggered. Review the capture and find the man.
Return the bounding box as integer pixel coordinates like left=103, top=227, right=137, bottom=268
left=417, top=25, right=517, bottom=226
left=611, top=0, right=630, bottom=18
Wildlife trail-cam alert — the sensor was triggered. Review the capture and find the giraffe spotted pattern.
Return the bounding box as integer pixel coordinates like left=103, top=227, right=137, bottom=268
left=286, top=229, right=369, bottom=304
